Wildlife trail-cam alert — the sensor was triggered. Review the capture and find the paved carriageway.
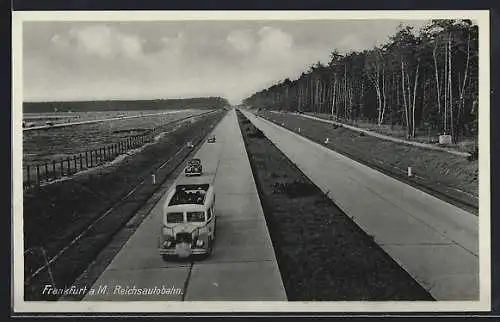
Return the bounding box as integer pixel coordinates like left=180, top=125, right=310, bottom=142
left=242, top=109, right=479, bottom=301
left=83, top=108, right=286, bottom=301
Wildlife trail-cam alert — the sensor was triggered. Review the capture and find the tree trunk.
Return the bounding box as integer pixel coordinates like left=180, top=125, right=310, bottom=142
left=448, top=36, right=454, bottom=141
left=331, top=75, right=337, bottom=117
left=444, top=37, right=448, bottom=134
left=338, top=77, right=342, bottom=119
left=401, top=60, right=410, bottom=138
left=396, top=71, right=400, bottom=128
left=433, top=40, right=442, bottom=120
left=344, top=65, right=347, bottom=120
left=381, top=66, right=387, bottom=125
left=458, top=33, right=471, bottom=140
left=412, top=61, right=420, bottom=138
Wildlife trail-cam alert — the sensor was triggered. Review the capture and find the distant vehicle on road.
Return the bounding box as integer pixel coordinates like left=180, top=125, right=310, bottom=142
left=187, top=141, right=194, bottom=148
left=159, top=182, right=216, bottom=260
left=207, top=135, right=216, bottom=143
left=185, top=158, right=203, bottom=176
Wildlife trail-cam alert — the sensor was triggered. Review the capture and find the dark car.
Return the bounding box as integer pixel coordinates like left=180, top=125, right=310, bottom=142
left=185, top=158, right=203, bottom=176
left=207, top=135, right=216, bottom=143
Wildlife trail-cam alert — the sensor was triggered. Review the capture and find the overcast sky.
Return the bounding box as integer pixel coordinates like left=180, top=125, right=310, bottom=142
left=23, top=19, right=431, bottom=105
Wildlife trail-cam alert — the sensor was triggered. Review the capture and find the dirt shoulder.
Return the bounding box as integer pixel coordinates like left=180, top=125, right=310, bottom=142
left=23, top=110, right=226, bottom=300
left=257, top=110, right=478, bottom=214
left=236, top=110, right=433, bottom=301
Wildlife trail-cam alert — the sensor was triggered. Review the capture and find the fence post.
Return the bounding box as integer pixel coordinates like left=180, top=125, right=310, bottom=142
left=67, top=157, right=71, bottom=174
left=26, top=165, right=30, bottom=188
left=85, top=151, right=88, bottom=168
left=52, top=160, right=56, bottom=178
left=79, top=153, right=83, bottom=170
left=60, top=159, right=64, bottom=177
left=44, top=162, right=49, bottom=181
left=36, top=165, right=40, bottom=186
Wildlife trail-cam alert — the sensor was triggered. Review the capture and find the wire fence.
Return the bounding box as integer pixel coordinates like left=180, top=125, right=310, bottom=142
left=23, top=128, right=158, bottom=192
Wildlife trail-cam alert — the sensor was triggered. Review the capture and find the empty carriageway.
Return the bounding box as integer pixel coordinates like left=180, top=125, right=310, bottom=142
left=242, top=109, right=480, bottom=302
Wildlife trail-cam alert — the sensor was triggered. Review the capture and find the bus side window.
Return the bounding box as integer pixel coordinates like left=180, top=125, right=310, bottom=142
left=207, top=208, right=212, bottom=221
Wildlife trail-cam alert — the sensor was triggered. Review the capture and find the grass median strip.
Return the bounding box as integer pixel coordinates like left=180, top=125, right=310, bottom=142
left=236, top=110, right=434, bottom=301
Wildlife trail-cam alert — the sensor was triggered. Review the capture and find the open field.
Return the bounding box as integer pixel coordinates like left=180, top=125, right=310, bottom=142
left=23, top=110, right=226, bottom=300
left=236, top=110, right=433, bottom=300
left=23, top=110, right=181, bottom=127
left=23, top=109, right=208, bottom=164
left=23, top=97, right=230, bottom=113
left=257, top=110, right=478, bottom=213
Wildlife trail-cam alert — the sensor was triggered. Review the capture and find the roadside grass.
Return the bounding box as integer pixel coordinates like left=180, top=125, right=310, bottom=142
left=23, top=111, right=225, bottom=300
left=308, top=112, right=477, bottom=153
left=258, top=111, right=478, bottom=211
left=237, top=110, right=433, bottom=301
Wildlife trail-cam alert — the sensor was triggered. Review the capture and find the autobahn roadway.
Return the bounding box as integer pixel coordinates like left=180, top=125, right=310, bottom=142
left=69, top=106, right=481, bottom=304
left=81, top=108, right=287, bottom=301
left=241, top=109, right=481, bottom=302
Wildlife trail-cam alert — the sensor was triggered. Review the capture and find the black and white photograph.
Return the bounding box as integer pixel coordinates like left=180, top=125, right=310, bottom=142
left=12, top=10, right=491, bottom=313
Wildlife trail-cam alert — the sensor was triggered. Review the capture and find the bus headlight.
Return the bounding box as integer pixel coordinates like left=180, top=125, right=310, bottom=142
left=195, top=239, right=204, bottom=247
left=162, top=227, right=173, bottom=236
left=162, top=240, right=172, bottom=248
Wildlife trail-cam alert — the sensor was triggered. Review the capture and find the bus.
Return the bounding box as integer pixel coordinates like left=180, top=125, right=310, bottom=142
left=158, top=176, right=216, bottom=260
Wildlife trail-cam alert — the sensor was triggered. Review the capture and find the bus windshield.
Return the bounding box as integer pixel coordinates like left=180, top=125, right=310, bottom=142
left=187, top=211, right=205, bottom=222
left=166, top=212, right=184, bottom=223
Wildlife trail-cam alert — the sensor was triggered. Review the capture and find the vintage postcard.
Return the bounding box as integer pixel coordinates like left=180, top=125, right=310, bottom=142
left=12, top=10, right=491, bottom=314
